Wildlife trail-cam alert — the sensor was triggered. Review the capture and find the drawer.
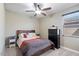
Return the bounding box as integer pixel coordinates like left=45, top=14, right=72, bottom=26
left=9, top=39, right=16, bottom=42
left=9, top=44, right=15, bottom=48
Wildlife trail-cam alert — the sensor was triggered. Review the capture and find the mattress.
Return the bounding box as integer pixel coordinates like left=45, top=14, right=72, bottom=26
left=17, top=38, right=54, bottom=56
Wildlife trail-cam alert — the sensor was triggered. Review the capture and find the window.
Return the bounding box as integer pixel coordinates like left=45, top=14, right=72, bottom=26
left=63, top=10, right=79, bottom=28
left=63, top=10, right=79, bottom=37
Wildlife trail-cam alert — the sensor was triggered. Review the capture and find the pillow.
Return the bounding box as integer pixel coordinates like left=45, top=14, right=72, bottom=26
left=32, top=36, right=40, bottom=39
left=23, top=34, right=27, bottom=38
left=27, top=33, right=36, bottom=38
left=19, top=33, right=28, bottom=39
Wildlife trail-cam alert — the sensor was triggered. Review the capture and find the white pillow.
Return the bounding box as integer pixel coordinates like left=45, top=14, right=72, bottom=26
left=27, top=33, right=36, bottom=38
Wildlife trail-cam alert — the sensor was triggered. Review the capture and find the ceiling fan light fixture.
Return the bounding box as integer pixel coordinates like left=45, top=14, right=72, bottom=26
left=35, top=10, right=41, bottom=14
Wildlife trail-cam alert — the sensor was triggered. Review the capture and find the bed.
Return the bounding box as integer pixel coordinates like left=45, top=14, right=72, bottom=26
left=16, top=30, right=55, bottom=56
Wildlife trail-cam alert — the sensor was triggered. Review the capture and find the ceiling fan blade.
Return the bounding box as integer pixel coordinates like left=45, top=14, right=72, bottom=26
left=42, top=7, right=51, bottom=11
left=25, top=10, right=35, bottom=12
left=34, top=3, right=37, bottom=10
left=41, top=13, right=46, bottom=16
left=38, top=5, right=41, bottom=10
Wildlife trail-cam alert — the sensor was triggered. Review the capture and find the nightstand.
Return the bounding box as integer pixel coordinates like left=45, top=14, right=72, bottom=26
left=9, top=39, right=16, bottom=48
left=7, top=36, right=16, bottom=48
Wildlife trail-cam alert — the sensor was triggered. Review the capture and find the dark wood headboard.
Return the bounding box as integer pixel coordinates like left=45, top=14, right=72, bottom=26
left=16, top=30, right=35, bottom=40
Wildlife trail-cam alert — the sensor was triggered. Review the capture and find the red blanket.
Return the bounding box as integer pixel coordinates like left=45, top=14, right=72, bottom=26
left=20, top=39, right=38, bottom=48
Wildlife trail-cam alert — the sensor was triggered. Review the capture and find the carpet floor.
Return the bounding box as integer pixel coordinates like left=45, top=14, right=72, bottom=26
left=4, top=47, right=79, bottom=56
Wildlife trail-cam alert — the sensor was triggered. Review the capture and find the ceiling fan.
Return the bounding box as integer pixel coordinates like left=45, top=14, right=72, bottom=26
left=25, top=3, right=52, bottom=16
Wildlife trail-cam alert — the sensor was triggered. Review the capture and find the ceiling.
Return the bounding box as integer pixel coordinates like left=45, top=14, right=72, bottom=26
left=5, top=3, right=79, bottom=18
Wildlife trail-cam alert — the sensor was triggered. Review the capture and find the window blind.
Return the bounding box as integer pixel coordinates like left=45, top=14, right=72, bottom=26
left=63, top=10, right=79, bottom=28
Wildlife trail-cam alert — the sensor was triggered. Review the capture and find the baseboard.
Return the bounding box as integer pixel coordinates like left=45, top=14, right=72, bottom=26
left=61, top=46, right=79, bottom=54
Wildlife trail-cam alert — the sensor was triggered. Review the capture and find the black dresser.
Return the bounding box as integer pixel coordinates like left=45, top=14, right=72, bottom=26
left=48, top=29, right=60, bottom=49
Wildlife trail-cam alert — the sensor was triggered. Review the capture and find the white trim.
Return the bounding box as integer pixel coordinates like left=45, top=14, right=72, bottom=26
left=61, top=46, right=79, bottom=54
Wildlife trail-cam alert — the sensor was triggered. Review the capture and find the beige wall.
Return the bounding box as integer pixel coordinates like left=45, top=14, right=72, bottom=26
left=39, top=4, right=79, bottom=51
left=64, top=37, right=79, bottom=51
left=5, top=11, right=39, bottom=37
left=39, top=13, right=64, bottom=46
left=39, top=14, right=64, bottom=38
left=0, top=4, right=5, bottom=55
left=63, top=5, right=79, bottom=51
